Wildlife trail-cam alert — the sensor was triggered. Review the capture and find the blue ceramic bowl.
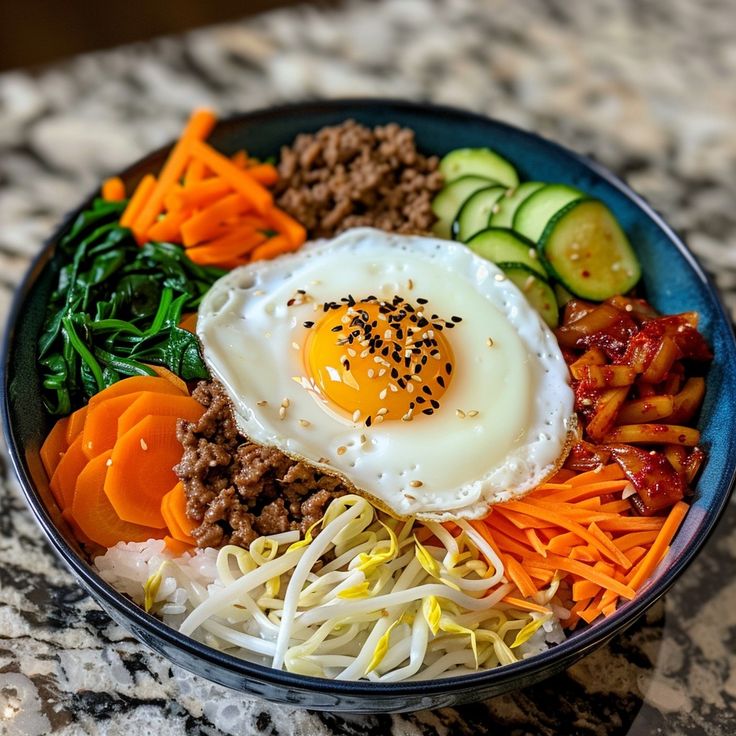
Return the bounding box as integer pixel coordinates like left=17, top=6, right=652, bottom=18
left=3, top=100, right=736, bottom=713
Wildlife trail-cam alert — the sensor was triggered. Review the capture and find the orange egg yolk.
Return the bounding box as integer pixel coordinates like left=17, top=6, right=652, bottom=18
left=303, top=295, right=457, bottom=425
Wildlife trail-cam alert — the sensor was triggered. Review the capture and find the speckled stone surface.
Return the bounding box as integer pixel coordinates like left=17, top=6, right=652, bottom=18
left=1, top=0, right=736, bottom=734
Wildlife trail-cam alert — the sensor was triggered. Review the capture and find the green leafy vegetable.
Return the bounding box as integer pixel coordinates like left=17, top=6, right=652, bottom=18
left=39, top=198, right=225, bottom=415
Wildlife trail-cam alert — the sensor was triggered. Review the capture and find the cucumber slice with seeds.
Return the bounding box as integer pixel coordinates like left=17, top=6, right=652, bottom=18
left=489, top=181, right=545, bottom=229
left=439, top=148, right=518, bottom=188
left=497, top=263, right=559, bottom=328
left=431, top=175, right=494, bottom=239
left=539, top=199, right=641, bottom=301
left=466, top=228, right=548, bottom=279
left=452, top=185, right=506, bottom=241
left=513, top=184, right=584, bottom=243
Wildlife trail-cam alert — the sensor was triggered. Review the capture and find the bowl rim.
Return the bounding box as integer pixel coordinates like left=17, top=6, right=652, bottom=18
left=3, top=97, right=736, bottom=698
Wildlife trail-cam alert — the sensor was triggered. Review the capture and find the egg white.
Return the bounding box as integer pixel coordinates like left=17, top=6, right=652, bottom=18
left=197, top=228, right=575, bottom=520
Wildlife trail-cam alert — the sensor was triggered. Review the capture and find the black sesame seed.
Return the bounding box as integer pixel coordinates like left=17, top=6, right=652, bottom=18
left=421, top=355, right=428, bottom=365
left=397, top=378, right=406, bottom=388
left=445, top=362, right=453, bottom=374
left=430, top=400, right=440, bottom=409
left=365, top=416, right=372, bottom=427
left=437, top=376, right=445, bottom=388
left=409, top=401, right=415, bottom=409
left=297, top=289, right=306, bottom=294
left=382, top=346, right=390, bottom=357
left=303, top=321, right=314, bottom=328
left=451, top=316, right=462, bottom=323
left=392, top=351, right=401, bottom=363
left=287, top=298, right=295, bottom=306
left=404, top=357, right=411, bottom=368
left=331, top=325, right=343, bottom=333
left=414, top=364, right=421, bottom=374
left=422, top=385, right=432, bottom=395
left=416, top=396, right=426, bottom=404
left=422, top=408, right=434, bottom=415
left=445, top=322, right=455, bottom=329
left=418, top=318, right=429, bottom=328
left=391, top=368, right=399, bottom=379
left=417, top=297, right=428, bottom=304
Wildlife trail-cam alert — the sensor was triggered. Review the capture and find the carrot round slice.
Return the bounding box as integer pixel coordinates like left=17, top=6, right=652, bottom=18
left=73, top=450, right=165, bottom=548
left=88, top=375, right=184, bottom=410
left=117, top=392, right=203, bottom=439
left=65, top=406, right=88, bottom=444
left=161, top=482, right=197, bottom=543
left=146, top=365, right=189, bottom=394
left=104, top=414, right=185, bottom=528
left=82, top=391, right=146, bottom=459
left=49, top=434, right=88, bottom=510
left=40, top=416, right=71, bottom=478
left=164, top=536, right=194, bottom=555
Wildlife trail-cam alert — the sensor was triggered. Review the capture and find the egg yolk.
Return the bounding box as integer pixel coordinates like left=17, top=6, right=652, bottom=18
left=303, top=295, right=457, bottom=424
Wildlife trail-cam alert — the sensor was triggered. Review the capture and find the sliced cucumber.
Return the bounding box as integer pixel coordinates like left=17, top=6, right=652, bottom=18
left=431, top=175, right=494, bottom=239
left=452, top=185, right=506, bottom=241
left=489, top=181, right=545, bottom=229
left=512, top=184, right=585, bottom=243
left=497, top=263, right=559, bottom=328
left=439, top=148, right=518, bottom=188
left=554, top=282, right=574, bottom=308
left=466, top=228, right=548, bottom=278
left=539, top=199, right=642, bottom=301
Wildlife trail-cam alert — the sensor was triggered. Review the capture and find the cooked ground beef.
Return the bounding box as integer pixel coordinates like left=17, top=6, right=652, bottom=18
left=175, top=381, right=347, bottom=549
left=275, top=120, right=443, bottom=238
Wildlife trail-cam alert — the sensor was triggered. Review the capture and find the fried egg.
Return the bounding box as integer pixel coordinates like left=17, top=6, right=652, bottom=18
left=197, top=227, right=575, bottom=520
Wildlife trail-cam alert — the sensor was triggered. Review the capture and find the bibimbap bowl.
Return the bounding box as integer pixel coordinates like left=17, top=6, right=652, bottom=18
left=3, top=99, right=736, bottom=713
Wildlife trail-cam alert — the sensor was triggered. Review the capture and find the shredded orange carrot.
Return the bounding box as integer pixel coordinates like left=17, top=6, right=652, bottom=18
left=120, top=174, right=156, bottom=228
left=504, top=555, right=539, bottom=598
left=250, top=234, right=299, bottom=262
left=133, top=109, right=217, bottom=237
left=501, top=596, right=550, bottom=614
left=102, top=176, right=126, bottom=202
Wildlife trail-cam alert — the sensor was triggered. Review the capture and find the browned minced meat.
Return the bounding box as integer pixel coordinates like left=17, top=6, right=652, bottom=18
left=175, top=381, right=347, bottom=549
left=275, top=120, right=443, bottom=238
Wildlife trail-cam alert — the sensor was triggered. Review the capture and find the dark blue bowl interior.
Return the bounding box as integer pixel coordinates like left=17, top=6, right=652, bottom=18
left=3, top=99, right=736, bottom=713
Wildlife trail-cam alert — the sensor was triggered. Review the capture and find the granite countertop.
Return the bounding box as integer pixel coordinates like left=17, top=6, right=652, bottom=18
left=1, top=0, right=736, bottom=733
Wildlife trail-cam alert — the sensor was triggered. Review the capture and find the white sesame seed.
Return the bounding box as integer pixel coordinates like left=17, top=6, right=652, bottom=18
left=384, top=329, right=393, bottom=339
left=494, top=273, right=506, bottom=282
left=377, top=407, right=388, bottom=416
left=378, top=369, right=387, bottom=377
left=580, top=398, right=593, bottom=406
left=360, top=339, right=370, bottom=347
left=467, top=410, right=479, bottom=417
left=360, top=434, right=368, bottom=445
left=594, top=463, right=604, bottom=473
left=569, top=254, right=580, bottom=262
left=374, top=356, right=384, bottom=364
left=524, top=276, right=535, bottom=292
left=352, top=409, right=361, bottom=422
left=487, top=337, right=494, bottom=347
left=374, top=414, right=385, bottom=424
left=456, top=409, right=466, bottom=419
left=389, top=383, right=398, bottom=392
left=405, top=350, right=412, bottom=358
left=281, top=398, right=290, bottom=408
left=528, top=248, right=538, bottom=260
left=571, top=242, right=580, bottom=251
left=341, top=316, right=350, bottom=324
left=106, top=458, right=113, bottom=467
left=279, top=407, right=286, bottom=419
left=611, top=262, right=622, bottom=272
left=347, top=348, right=356, bottom=358
left=625, top=304, right=634, bottom=312
left=409, top=480, right=423, bottom=488
left=292, top=342, right=300, bottom=350
left=257, top=400, right=268, bottom=406
left=367, top=369, right=375, bottom=378
left=405, top=493, right=417, bottom=500
left=140, top=438, right=148, bottom=451
left=360, top=349, right=370, bottom=358
left=299, top=419, right=311, bottom=427
left=491, top=203, right=501, bottom=214
left=337, top=446, right=347, bottom=456
left=411, top=375, right=422, bottom=383
left=253, top=289, right=265, bottom=296
left=407, top=383, right=414, bottom=393
left=379, top=389, right=388, bottom=400
left=407, top=279, right=414, bottom=290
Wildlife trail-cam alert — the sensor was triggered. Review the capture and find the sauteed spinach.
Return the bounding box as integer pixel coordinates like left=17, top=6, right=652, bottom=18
left=38, top=198, right=224, bottom=416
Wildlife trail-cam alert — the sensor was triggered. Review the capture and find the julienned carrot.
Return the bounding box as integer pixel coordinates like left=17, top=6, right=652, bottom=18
left=531, top=554, right=636, bottom=600
left=186, top=227, right=266, bottom=267
left=120, top=174, right=157, bottom=228
left=188, top=139, right=273, bottom=214
left=264, top=206, right=307, bottom=246
left=40, top=416, right=70, bottom=478
left=501, top=596, right=550, bottom=615
left=184, top=157, right=208, bottom=185
left=133, top=109, right=218, bottom=238
left=612, top=530, right=660, bottom=551
left=165, top=178, right=231, bottom=212
left=104, top=414, right=186, bottom=528
left=540, top=480, right=630, bottom=503
left=503, top=555, right=538, bottom=599
left=72, top=450, right=165, bottom=548
left=102, top=177, right=126, bottom=202
left=180, top=193, right=252, bottom=246
left=626, top=501, right=688, bottom=591
left=247, top=163, right=279, bottom=186
left=147, top=209, right=190, bottom=243
left=250, top=234, right=300, bottom=262
left=568, top=464, right=625, bottom=486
